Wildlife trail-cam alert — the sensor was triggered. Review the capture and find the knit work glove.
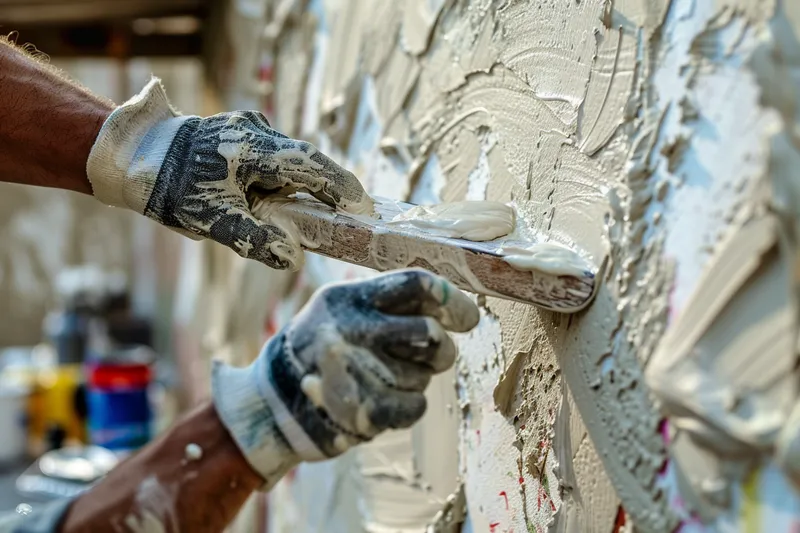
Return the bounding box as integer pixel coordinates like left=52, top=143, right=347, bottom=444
left=87, top=78, right=373, bottom=270
left=211, top=269, right=480, bottom=489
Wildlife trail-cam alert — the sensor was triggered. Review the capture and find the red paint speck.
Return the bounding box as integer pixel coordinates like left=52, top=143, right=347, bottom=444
left=476, top=429, right=481, bottom=445
left=520, top=424, right=526, bottom=429
left=612, top=506, right=626, bottom=533
left=489, top=522, right=500, bottom=532
left=518, top=477, right=524, bottom=485
left=659, top=418, right=670, bottom=443
left=499, top=491, right=509, bottom=510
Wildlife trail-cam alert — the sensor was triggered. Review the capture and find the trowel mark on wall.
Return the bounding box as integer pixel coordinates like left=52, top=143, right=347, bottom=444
left=465, top=128, right=497, bottom=202
left=578, top=25, right=637, bottom=156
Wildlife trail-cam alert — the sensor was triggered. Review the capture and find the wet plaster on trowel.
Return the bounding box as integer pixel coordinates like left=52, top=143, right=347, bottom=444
left=389, top=201, right=515, bottom=241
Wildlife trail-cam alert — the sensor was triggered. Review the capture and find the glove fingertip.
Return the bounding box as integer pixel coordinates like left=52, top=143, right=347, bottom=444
left=338, top=191, right=376, bottom=217
left=310, top=155, right=375, bottom=217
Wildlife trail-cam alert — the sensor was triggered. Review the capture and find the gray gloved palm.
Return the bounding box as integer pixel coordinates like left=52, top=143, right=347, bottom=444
left=212, top=269, right=480, bottom=488
left=87, top=78, right=373, bottom=270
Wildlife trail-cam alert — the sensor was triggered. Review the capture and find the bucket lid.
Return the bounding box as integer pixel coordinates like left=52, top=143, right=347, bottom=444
left=89, top=364, right=151, bottom=389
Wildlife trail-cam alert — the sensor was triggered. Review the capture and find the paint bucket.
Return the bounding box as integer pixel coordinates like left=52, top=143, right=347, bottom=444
left=86, top=362, right=152, bottom=452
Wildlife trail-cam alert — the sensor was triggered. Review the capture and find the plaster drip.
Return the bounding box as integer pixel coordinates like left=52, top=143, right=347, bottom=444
left=184, top=443, right=203, bottom=462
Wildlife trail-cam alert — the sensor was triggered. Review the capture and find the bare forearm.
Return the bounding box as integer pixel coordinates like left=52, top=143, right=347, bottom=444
left=59, top=403, right=263, bottom=533
left=0, top=40, right=114, bottom=194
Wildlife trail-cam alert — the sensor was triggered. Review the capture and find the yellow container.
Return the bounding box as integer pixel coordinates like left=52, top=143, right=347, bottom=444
left=37, top=363, right=85, bottom=447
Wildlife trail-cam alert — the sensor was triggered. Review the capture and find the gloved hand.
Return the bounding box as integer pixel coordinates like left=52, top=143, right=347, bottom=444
left=86, top=78, right=373, bottom=271
left=211, top=268, right=480, bottom=489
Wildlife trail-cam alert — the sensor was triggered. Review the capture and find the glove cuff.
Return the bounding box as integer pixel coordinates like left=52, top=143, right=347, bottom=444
left=212, top=358, right=315, bottom=491
left=86, top=77, right=190, bottom=213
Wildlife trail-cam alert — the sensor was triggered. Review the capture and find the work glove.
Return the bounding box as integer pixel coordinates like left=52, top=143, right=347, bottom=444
left=86, top=78, right=373, bottom=271
left=211, top=268, right=480, bottom=489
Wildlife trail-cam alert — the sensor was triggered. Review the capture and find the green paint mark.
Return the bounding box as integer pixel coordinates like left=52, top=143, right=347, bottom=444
left=741, top=467, right=761, bottom=533
left=440, top=279, right=450, bottom=305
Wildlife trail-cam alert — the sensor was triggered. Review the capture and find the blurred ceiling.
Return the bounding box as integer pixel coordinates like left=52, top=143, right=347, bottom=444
left=0, top=0, right=222, bottom=57
left=0, top=0, right=208, bottom=26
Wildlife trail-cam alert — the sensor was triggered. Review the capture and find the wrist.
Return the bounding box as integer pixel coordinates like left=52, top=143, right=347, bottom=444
left=0, top=42, right=114, bottom=194
left=211, top=355, right=301, bottom=490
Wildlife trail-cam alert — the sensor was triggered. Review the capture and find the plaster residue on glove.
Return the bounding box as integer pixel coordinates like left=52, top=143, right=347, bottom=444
left=288, top=269, right=479, bottom=454
left=216, top=114, right=375, bottom=217
left=214, top=115, right=375, bottom=270
left=212, top=268, right=480, bottom=483
left=249, top=196, right=332, bottom=270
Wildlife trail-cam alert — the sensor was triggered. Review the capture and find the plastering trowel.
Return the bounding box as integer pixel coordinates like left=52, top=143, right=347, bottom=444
left=252, top=194, right=601, bottom=313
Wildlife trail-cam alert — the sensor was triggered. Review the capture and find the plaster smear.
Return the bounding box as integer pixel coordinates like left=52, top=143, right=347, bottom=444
left=119, top=476, right=177, bottom=533
left=496, top=0, right=604, bottom=128
left=270, top=8, right=316, bottom=138
left=401, top=0, right=447, bottom=55
left=641, top=0, right=800, bottom=513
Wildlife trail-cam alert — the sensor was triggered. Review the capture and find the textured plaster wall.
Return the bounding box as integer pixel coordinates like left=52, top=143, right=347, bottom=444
left=214, top=0, right=800, bottom=531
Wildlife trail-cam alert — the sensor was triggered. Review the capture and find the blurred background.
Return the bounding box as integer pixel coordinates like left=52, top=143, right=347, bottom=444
left=0, top=0, right=282, bottom=528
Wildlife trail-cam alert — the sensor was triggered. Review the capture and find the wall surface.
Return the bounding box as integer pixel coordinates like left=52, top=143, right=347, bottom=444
left=213, top=0, right=800, bottom=531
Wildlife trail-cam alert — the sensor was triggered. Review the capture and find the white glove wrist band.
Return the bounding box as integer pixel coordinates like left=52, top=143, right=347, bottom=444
left=212, top=358, right=302, bottom=491
left=86, top=77, right=191, bottom=214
